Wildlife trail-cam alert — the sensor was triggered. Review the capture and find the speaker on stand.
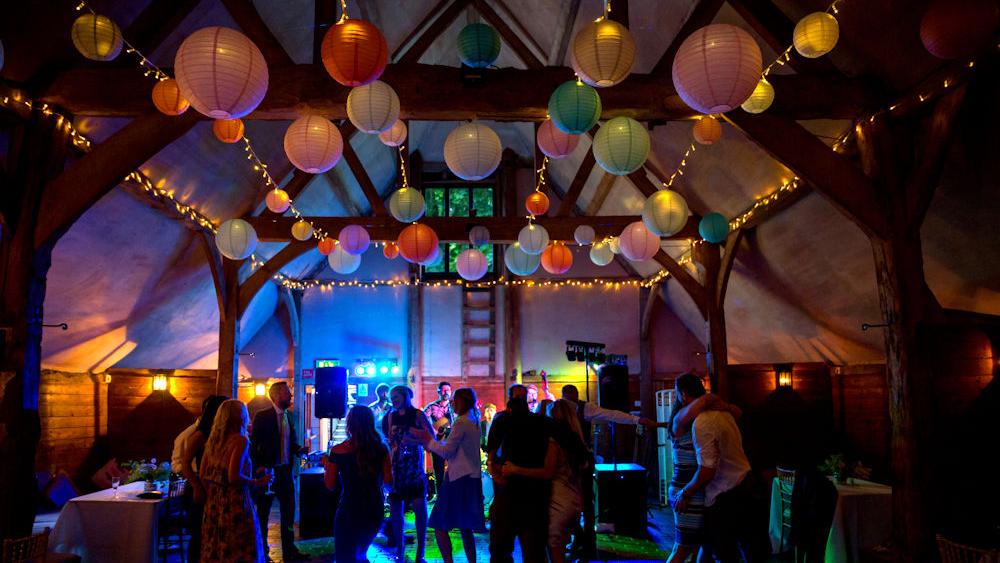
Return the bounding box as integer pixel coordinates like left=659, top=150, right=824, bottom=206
left=315, top=366, right=348, bottom=419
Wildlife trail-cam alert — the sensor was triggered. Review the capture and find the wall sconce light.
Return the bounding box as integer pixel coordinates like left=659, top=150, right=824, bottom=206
left=152, top=374, right=169, bottom=392
left=254, top=382, right=267, bottom=396
left=775, top=364, right=793, bottom=389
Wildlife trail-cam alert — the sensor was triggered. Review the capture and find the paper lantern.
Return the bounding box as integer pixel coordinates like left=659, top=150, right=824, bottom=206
left=618, top=221, right=660, bottom=262
left=517, top=224, right=549, bottom=255
left=741, top=78, right=774, bottom=114
left=504, top=243, right=540, bottom=276
left=317, top=238, right=337, bottom=256
left=383, top=241, right=400, bottom=259
left=338, top=225, right=370, bottom=255
left=548, top=81, right=602, bottom=135
left=536, top=118, right=580, bottom=159
left=328, top=246, right=362, bottom=274
left=920, top=0, right=1000, bottom=59
left=672, top=24, right=762, bottom=114
left=321, top=19, right=388, bottom=87
left=347, top=80, right=400, bottom=134
left=388, top=188, right=425, bottom=223
left=592, top=116, right=650, bottom=175
left=699, top=212, right=730, bottom=243
left=608, top=236, right=621, bottom=254
left=572, top=19, right=636, bottom=87
left=642, top=190, right=689, bottom=236
left=574, top=225, right=595, bottom=246
left=793, top=12, right=840, bottom=59
left=398, top=223, right=439, bottom=263
left=444, top=123, right=502, bottom=181
left=265, top=189, right=291, bottom=214
left=692, top=116, right=722, bottom=145
left=0, top=40, right=5, bottom=73
left=541, top=243, right=573, bottom=274
left=458, top=23, right=501, bottom=68
left=456, top=248, right=489, bottom=281
left=284, top=116, right=343, bottom=173
left=590, top=241, right=615, bottom=266
left=379, top=120, right=407, bottom=147
left=469, top=226, right=490, bottom=246
left=151, top=79, right=189, bottom=116
left=526, top=192, right=550, bottom=216
left=71, top=14, right=123, bottom=61
left=420, top=244, right=443, bottom=267
left=175, top=27, right=269, bottom=119
left=215, top=218, right=257, bottom=260
left=291, top=219, right=314, bottom=241
left=213, top=119, right=245, bottom=143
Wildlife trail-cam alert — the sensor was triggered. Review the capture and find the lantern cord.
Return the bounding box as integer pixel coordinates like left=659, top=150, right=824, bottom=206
left=74, top=1, right=169, bottom=82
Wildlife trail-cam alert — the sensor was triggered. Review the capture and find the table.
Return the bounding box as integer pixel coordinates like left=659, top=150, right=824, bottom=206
left=298, top=467, right=336, bottom=539
left=768, top=477, right=892, bottom=563
left=49, top=481, right=165, bottom=563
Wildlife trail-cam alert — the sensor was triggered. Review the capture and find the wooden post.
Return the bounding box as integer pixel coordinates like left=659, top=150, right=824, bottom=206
left=500, top=148, right=521, bottom=391
left=639, top=285, right=656, bottom=420
left=216, top=258, right=241, bottom=397
left=695, top=242, right=729, bottom=397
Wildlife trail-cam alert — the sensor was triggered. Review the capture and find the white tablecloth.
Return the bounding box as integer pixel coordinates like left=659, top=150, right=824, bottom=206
left=49, top=481, right=165, bottom=563
left=768, top=477, right=892, bottom=563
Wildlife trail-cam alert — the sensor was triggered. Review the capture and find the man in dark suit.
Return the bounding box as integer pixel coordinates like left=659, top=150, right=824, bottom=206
left=251, top=382, right=307, bottom=561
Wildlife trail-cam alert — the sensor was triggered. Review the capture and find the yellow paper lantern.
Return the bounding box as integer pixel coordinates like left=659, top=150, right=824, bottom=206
left=642, top=190, right=689, bottom=236
left=213, top=119, right=245, bottom=143
left=740, top=78, right=774, bottom=114
left=793, top=12, right=840, bottom=59
left=151, top=79, right=189, bottom=116
left=291, top=219, right=314, bottom=241
left=692, top=116, right=722, bottom=145
left=572, top=19, right=636, bottom=87
left=265, top=189, right=291, bottom=214
left=71, top=13, right=123, bottom=61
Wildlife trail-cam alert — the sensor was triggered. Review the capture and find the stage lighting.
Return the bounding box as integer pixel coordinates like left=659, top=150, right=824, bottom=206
left=390, top=365, right=400, bottom=375
left=379, top=365, right=389, bottom=375
left=355, top=365, right=366, bottom=376
left=365, top=365, right=375, bottom=376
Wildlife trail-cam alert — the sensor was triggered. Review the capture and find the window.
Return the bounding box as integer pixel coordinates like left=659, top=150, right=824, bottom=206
left=422, top=183, right=496, bottom=278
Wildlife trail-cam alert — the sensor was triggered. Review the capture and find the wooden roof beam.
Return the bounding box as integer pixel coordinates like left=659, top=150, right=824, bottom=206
left=123, top=0, right=202, bottom=56
left=238, top=240, right=314, bottom=317
left=220, top=0, right=296, bottom=67
left=555, top=151, right=596, bottom=216
left=473, top=0, right=545, bottom=69
left=650, top=0, right=726, bottom=78
left=395, top=0, right=472, bottom=64
left=340, top=124, right=388, bottom=216
left=728, top=0, right=838, bottom=74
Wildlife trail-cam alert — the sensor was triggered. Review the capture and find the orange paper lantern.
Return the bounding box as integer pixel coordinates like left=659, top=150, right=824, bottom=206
left=265, top=189, right=291, bottom=214
left=321, top=19, right=388, bottom=87
left=692, top=116, right=722, bottom=145
left=213, top=118, right=244, bottom=143
left=397, top=223, right=439, bottom=264
left=541, top=243, right=573, bottom=274
left=151, top=79, right=189, bottom=116
left=526, top=192, right=550, bottom=216
left=383, top=241, right=400, bottom=260
left=318, top=238, right=337, bottom=256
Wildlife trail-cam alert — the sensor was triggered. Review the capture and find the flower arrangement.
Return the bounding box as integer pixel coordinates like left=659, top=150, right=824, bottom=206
left=820, top=453, right=872, bottom=484
left=122, top=459, right=172, bottom=484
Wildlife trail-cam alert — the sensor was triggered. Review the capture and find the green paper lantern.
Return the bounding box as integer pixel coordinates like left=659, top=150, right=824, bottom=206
left=548, top=81, right=602, bottom=135
left=592, top=116, right=650, bottom=175
left=699, top=212, right=730, bottom=243
left=458, top=23, right=501, bottom=68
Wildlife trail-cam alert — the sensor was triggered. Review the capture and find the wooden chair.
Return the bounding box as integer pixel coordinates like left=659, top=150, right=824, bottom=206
left=158, top=479, right=188, bottom=563
left=776, top=466, right=796, bottom=553
left=937, top=535, right=1000, bottom=563
left=2, top=528, right=49, bottom=563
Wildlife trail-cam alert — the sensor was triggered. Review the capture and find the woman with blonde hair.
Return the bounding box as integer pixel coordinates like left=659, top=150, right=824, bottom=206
left=199, top=399, right=268, bottom=563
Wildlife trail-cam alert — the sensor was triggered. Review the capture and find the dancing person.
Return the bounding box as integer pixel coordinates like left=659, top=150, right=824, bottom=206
left=413, top=388, right=484, bottom=563
left=424, top=381, right=454, bottom=501
left=199, top=400, right=268, bottom=563
left=181, top=395, right=227, bottom=562
left=325, top=406, right=392, bottom=563
left=479, top=403, right=497, bottom=451
left=250, top=382, right=307, bottom=561
left=368, top=383, right=392, bottom=424
left=383, top=385, right=433, bottom=563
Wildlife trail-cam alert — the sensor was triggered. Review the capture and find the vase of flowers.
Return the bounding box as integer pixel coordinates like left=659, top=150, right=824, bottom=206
left=122, top=459, right=172, bottom=491
left=820, top=453, right=873, bottom=485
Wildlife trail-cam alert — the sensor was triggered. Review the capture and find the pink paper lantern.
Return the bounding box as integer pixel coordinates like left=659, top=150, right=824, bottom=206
left=284, top=116, right=344, bottom=173
left=536, top=118, right=580, bottom=159
left=174, top=27, right=269, bottom=119
left=338, top=225, right=370, bottom=255
left=618, top=221, right=660, bottom=262
left=672, top=24, right=762, bottom=114
left=456, top=248, right=489, bottom=281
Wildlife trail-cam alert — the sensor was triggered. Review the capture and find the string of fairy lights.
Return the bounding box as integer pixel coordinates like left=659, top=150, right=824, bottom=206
left=272, top=272, right=650, bottom=291
left=762, top=0, right=844, bottom=78
left=74, top=1, right=169, bottom=82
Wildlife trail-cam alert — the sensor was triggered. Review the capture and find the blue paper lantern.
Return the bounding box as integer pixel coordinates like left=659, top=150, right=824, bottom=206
left=548, top=81, right=602, bottom=135
left=458, top=23, right=501, bottom=68
left=592, top=116, right=650, bottom=175
left=699, top=212, right=730, bottom=243
left=504, top=243, right=540, bottom=276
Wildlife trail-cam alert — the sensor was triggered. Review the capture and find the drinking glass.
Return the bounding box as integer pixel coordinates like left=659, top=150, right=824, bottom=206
left=111, top=477, right=121, bottom=499
left=264, top=468, right=275, bottom=496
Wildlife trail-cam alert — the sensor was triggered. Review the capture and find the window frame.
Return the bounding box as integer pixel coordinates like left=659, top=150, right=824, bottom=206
left=421, top=180, right=499, bottom=280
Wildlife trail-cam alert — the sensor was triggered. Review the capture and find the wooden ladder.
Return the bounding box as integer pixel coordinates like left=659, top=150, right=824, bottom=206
left=461, top=286, right=496, bottom=380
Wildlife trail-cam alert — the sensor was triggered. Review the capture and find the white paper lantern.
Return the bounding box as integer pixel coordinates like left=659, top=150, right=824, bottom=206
left=469, top=226, right=491, bottom=246
left=574, top=225, right=596, bottom=246
left=215, top=218, right=258, bottom=260
left=347, top=80, right=400, bottom=134
left=517, top=224, right=549, bottom=255
left=328, top=245, right=362, bottom=274
left=291, top=219, right=314, bottom=241
left=504, top=243, right=540, bottom=276
left=379, top=120, right=407, bottom=147
left=444, top=123, right=502, bottom=181
left=338, top=225, right=370, bottom=255
left=672, top=24, right=762, bottom=114
left=71, top=14, right=123, bottom=61
left=642, top=190, right=690, bottom=236
left=590, top=241, right=615, bottom=266
left=175, top=27, right=269, bottom=119
left=0, top=40, right=5, bottom=73
left=572, top=19, right=636, bottom=87
left=388, top=188, right=425, bottom=223
left=741, top=78, right=774, bottom=114
left=284, top=116, right=344, bottom=173
left=456, top=248, right=489, bottom=281
left=793, top=12, right=840, bottom=59
left=619, top=222, right=661, bottom=261
left=608, top=236, right=621, bottom=254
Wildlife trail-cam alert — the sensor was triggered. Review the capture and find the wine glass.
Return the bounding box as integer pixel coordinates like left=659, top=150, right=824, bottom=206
left=111, top=476, right=121, bottom=499
left=264, top=468, right=275, bottom=496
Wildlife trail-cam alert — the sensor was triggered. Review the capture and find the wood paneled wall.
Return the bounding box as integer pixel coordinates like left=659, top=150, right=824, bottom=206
left=37, top=370, right=107, bottom=485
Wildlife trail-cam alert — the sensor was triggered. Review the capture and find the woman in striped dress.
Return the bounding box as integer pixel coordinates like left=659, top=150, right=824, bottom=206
left=667, top=392, right=742, bottom=562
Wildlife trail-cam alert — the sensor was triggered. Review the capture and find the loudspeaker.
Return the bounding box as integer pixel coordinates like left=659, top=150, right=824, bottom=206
left=595, top=462, right=647, bottom=536
left=598, top=364, right=630, bottom=412
left=315, top=366, right=348, bottom=419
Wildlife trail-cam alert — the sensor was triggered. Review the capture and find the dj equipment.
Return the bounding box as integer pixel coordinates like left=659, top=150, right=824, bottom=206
left=597, top=364, right=630, bottom=412
left=595, top=463, right=647, bottom=536
left=315, top=366, right=348, bottom=419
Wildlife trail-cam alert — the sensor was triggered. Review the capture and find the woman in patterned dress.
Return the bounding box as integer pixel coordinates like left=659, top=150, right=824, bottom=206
left=200, top=400, right=268, bottom=563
